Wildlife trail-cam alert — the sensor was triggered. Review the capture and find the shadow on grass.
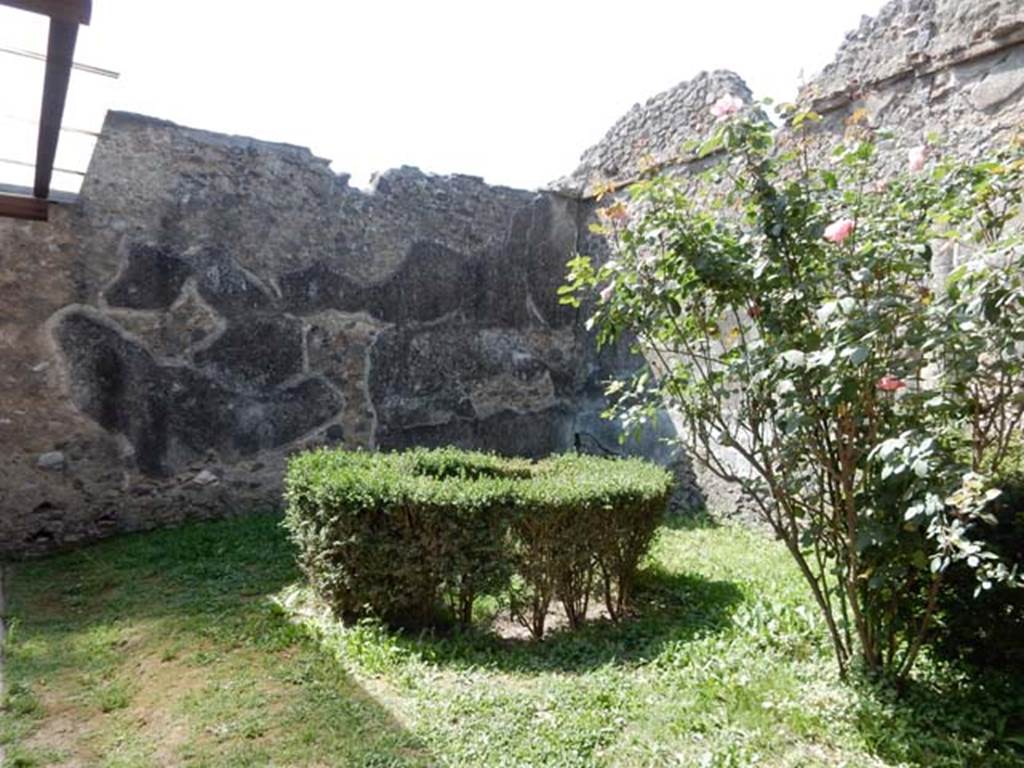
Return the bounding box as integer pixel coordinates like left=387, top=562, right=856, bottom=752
left=660, top=510, right=722, bottom=532
left=385, top=566, right=744, bottom=675
left=848, top=666, right=1024, bottom=768
left=2, top=513, right=432, bottom=767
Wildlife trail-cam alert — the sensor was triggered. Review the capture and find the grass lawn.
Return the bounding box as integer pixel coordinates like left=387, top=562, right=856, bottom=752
left=2, top=513, right=1022, bottom=767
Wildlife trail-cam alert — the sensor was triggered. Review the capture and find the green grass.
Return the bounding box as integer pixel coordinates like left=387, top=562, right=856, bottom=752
left=2, top=513, right=1022, bottom=767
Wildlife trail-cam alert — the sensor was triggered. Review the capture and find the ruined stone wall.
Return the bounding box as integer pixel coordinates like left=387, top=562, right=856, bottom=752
left=1, top=113, right=661, bottom=555
left=3, top=0, right=1022, bottom=554
left=552, top=70, right=754, bottom=198
left=799, top=0, right=1024, bottom=281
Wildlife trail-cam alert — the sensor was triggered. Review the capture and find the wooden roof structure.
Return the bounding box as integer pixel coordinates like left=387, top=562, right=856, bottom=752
left=0, top=0, right=91, bottom=221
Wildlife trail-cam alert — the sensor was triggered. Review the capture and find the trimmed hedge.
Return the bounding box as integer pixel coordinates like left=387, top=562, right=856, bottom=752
left=283, top=447, right=673, bottom=635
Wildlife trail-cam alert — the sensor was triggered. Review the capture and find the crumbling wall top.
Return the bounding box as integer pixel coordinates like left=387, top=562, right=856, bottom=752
left=802, top=0, right=1024, bottom=111
left=551, top=70, right=753, bottom=198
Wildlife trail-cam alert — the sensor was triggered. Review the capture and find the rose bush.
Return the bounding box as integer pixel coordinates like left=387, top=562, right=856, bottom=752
left=562, top=102, right=1024, bottom=682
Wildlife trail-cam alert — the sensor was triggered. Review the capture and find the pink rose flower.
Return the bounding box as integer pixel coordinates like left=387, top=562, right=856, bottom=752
left=710, top=94, right=744, bottom=119
left=824, top=218, right=855, bottom=245
left=600, top=283, right=614, bottom=302
left=876, top=375, right=906, bottom=392
left=908, top=145, right=928, bottom=173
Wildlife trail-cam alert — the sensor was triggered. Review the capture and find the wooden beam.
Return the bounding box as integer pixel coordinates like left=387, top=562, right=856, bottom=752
left=0, top=0, right=91, bottom=25
left=0, top=0, right=90, bottom=215
left=0, top=194, right=48, bottom=221
left=33, top=18, right=77, bottom=199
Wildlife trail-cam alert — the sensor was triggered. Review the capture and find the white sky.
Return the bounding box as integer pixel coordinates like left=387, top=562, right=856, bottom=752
left=0, top=0, right=886, bottom=194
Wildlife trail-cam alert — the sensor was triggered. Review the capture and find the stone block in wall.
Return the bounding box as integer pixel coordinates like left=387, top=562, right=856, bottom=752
left=970, top=47, right=1024, bottom=111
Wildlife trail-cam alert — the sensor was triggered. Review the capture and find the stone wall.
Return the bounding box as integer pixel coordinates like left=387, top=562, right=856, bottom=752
left=2, top=0, right=1022, bottom=554
left=1, top=113, right=670, bottom=556
left=552, top=70, right=753, bottom=197
left=798, top=0, right=1024, bottom=283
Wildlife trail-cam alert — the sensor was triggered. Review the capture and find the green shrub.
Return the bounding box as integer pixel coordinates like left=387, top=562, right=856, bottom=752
left=508, top=463, right=601, bottom=637
left=283, top=448, right=514, bottom=627
left=930, top=473, right=1024, bottom=670
left=509, top=455, right=669, bottom=636
left=562, top=101, right=1024, bottom=681
left=283, top=448, right=672, bottom=635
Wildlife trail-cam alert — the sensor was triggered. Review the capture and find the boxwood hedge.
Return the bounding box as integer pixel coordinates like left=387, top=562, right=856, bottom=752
left=283, top=447, right=673, bottom=635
